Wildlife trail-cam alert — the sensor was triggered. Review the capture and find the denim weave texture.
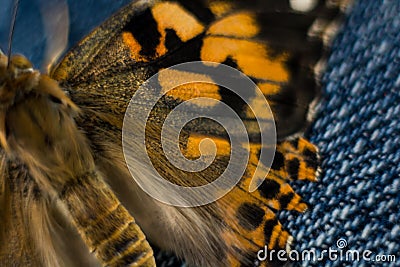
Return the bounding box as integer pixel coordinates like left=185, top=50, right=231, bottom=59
left=279, top=1, right=400, bottom=266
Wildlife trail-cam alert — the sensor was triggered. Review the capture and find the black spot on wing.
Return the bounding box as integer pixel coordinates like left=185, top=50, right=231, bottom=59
left=303, top=148, right=319, bottom=170
left=123, top=8, right=160, bottom=57
left=289, top=138, right=299, bottom=148
left=164, top=29, right=184, bottom=51
left=221, top=56, right=238, bottom=69
left=236, top=202, right=265, bottom=231
left=259, top=179, right=280, bottom=199
left=278, top=192, right=294, bottom=210
left=287, top=158, right=300, bottom=180
left=271, top=151, right=285, bottom=170
left=218, top=85, right=246, bottom=116
left=174, top=0, right=215, bottom=24
left=156, top=35, right=204, bottom=67
left=263, top=218, right=278, bottom=245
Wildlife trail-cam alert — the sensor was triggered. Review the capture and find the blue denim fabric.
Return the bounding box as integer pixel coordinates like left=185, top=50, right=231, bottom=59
left=279, top=1, right=400, bottom=266
left=1, top=0, right=398, bottom=266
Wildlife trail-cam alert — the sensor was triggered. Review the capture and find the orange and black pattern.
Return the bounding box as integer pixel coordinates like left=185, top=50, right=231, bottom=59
left=50, top=0, right=353, bottom=266
left=53, top=0, right=352, bottom=139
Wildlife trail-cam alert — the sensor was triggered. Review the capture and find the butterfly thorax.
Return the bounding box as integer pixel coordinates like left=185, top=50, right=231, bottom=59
left=0, top=52, right=89, bottom=191
left=0, top=54, right=39, bottom=110
left=0, top=53, right=79, bottom=137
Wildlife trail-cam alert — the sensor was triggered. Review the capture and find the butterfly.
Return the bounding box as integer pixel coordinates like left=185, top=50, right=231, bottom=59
left=0, top=0, right=353, bottom=266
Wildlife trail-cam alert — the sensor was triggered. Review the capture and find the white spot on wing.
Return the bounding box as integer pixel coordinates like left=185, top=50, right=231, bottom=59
left=289, top=0, right=318, bottom=12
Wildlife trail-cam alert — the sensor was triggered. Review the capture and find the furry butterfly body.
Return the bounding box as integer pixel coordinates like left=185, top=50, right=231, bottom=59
left=0, top=0, right=353, bottom=266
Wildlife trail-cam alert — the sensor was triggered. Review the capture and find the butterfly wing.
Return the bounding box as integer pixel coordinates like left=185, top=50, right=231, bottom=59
left=51, top=0, right=352, bottom=266
left=52, top=0, right=352, bottom=138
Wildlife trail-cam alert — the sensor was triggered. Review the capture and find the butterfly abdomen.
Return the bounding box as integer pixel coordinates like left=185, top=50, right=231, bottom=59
left=60, top=171, right=155, bottom=267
